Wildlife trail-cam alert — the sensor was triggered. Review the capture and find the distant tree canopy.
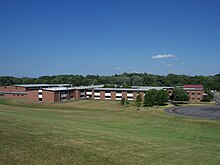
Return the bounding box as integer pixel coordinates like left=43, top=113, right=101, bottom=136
left=0, top=73, right=220, bottom=91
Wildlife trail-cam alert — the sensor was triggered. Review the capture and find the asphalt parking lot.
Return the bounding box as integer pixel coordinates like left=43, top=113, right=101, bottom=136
left=165, top=96, right=220, bottom=120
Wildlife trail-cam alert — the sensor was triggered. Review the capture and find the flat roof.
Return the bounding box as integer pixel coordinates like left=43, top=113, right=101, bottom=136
left=132, top=86, right=174, bottom=90
left=183, top=88, right=203, bottom=91
left=94, top=87, right=169, bottom=92
left=42, top=85, right=172, bottom=92
left=14, top=84, right=71, bottom=88
left=183, top=85, right=203, bottom=89
left=43, top=85, right=104, bottom=91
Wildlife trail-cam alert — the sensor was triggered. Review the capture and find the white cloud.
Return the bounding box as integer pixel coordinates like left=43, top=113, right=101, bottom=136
left=152, top=54, right=175, bottom=59
left=167, top=64, right=173, bottom=67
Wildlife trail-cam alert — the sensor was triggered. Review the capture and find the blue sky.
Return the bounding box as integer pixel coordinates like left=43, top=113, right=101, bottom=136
left=0, top=0, right=220, bottom=77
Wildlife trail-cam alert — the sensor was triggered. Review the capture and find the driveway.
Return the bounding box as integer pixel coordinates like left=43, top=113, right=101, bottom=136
left=165, top=95, right=220, bottom=120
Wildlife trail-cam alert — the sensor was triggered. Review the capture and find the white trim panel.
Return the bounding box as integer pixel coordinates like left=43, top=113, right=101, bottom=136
left=105, top=93, right=111, bottom=96
left=94, top=92, right=100, bottom=96
left=116, top=93, right=122, bottom=96
left=127, top=93, right=133, bottom=97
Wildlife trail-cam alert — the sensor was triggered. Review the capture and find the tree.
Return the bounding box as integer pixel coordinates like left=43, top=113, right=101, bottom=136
left=135, top=94, right=142, bottom=110
left=155, top=90, right=169, bottom=106
left=172, top=87, right=189, bottom=103
left=120, top=98, right=130, bottom=107
left=144, top=89, right=157, bottom=107
left=202, top=89, right=214, bottom=102
left=124, top=99, right=130, bottom=107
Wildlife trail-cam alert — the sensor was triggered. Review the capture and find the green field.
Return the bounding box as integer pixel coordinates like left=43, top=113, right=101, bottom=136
left=0, top=99, right=220, bottom=165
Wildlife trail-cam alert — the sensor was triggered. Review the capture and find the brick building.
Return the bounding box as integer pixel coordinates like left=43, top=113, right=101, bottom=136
left=0, top=84, right=205, bottom=103
left=183, top=85, right=205, bottom=102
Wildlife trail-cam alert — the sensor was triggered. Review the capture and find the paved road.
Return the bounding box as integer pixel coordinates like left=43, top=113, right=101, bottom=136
left=215, top=95, right=220, bottom=105
left=165, top=95, right=220, bottom=120
left=165, top=106, right=220, bottom=119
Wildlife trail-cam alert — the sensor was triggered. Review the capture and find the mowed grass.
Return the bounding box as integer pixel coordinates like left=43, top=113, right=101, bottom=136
left=0, top=99, right=220, bottom=165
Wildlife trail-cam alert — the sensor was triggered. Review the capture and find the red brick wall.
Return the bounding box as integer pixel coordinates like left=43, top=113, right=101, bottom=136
left=140, top=92, right=145, bottom=100
left=70, top=90, right=75, bottom=99
left=0, top=86, right=26, bottom=92
left=133, top=92, right=137, bottom=101
left=91, top=90, right=95, bottom=99
left=122, top=92, right=127, bottom=99
left=27, top=90, right=39, bottom=102
left=111, top=91, right=116, bottom=100
left=75, top=90, right=81, bottom=99
left=42, top=90, right=55, bottom=103
left=100, top=91, right=105, bottom=100
left=54, top=92, right=60, bottom=102
left=2, top=93, right=27, bottom=99
left=187, top=90, right=204, bottom=102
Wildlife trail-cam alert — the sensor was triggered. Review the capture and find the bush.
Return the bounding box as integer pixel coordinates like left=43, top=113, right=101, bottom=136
left=124, top=99, right=130, bottom=107
left=135, top=94, right=142, bottom=110
left=120, top=98, right=125, bottom=105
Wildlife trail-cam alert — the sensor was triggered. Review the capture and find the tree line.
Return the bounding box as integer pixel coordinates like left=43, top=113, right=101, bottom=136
left=0, top=73, right=220, bottom=91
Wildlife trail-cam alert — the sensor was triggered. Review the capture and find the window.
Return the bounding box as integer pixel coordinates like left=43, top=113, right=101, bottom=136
left=197, top=93, right=201, bottom=95
left=15, top=87, right=17, bottom=89
left=197, top=98, right=201, bottom=100
left=4, top=87, right=6, bottom=89
left=105, top=96, right=111, bottom=98
left=13, top=94, right=15, bottom=96
left=39, top=98, right=42, bottom=102
left=192, top=92, right=195, bottom=95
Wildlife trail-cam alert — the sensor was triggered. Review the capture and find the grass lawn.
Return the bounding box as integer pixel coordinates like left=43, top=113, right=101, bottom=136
left=0, top=99, right=220, bottom=165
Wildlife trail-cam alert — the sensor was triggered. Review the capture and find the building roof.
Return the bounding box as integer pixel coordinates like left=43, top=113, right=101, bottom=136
left=183, top=85, right=204, bottom=91
left=183, top=85, right=203, bottom=89
left=132, top=86, right=174, bottom=90
left=43, top=85, right=104, bottom=92
left=42, top=85, right=172, bottom=92
left=14, top=84, right=71, bottom=88
left=94, top=87, right=168, bottom=92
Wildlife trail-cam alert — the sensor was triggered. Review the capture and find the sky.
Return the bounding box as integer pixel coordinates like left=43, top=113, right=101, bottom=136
left=0, top=0, right=220, bottom=77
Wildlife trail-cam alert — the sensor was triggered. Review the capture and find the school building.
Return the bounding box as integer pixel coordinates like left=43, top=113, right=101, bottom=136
left=0, top=84, right=204, bottom=103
